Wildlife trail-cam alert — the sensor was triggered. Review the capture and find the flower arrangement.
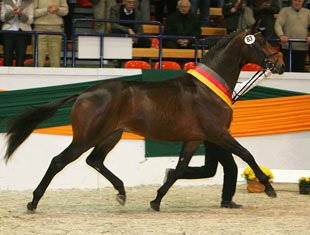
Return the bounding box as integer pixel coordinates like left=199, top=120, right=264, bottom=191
left=298, top=177, right=310, bottom=194
left=298, top=177, right=310, bottom=185
left=241, top=166, right=274, bottom=183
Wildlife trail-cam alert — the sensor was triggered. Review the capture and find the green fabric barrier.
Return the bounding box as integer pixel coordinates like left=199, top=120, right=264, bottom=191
left=0, top=74, right=142, bottom=132
left=0, top=71, right=183, bottom=132
left=145, top=141, right=206, bottom=157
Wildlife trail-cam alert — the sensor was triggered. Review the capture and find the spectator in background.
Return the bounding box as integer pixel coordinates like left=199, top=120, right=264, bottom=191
left=63, top=0, right=75, bottom=40
left=136, top=0, right=151, bottom=21
left=248, top=0, right=280, bottom=45
left=90, top=0, right=116, bottom=33
left=153, top=0, right=178, bottom=23
left=33, top=0, right=68, bottom=67
left=1, top=0, right=33, bottom=66
left=191, top=0, right=211, bottom=26
left=274, top=0, right=310, bottom=72
left=110, top=0, right=151, bottom=48
left=163, top=0, right=201, bottom=49
left=222, top=0, right=255, bottom=34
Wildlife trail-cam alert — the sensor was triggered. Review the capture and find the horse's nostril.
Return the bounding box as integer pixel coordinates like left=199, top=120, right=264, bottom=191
left=278, top=64, right=285, bottom=74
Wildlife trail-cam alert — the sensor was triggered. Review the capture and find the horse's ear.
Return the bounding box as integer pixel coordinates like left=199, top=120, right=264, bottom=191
left=251, top=20, right=266, bottom=35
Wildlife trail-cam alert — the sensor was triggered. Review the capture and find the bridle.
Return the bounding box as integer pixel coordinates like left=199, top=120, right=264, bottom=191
left=247, top=32, right=280, bottom=71
left=262, top=52, right=279, bottom=71
left=232, top=32, right=279, bottom=103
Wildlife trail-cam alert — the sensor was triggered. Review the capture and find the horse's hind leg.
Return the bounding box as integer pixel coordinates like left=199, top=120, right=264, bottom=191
left=86, top=130, right=126, bottom=205
left=218, top=130, right=277, bottom=198
left=150, top=141, right=200, bottom=211
left=27, top=143, right=87, bottom=211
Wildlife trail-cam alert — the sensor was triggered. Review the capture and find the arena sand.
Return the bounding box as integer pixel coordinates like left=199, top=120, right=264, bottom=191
left=0, top=183, right=309, bottom=235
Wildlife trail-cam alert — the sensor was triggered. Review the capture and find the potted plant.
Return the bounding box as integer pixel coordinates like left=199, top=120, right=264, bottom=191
left=298, top=177, right=310, bottom=194
left=241, top=166, right=274, bottom=193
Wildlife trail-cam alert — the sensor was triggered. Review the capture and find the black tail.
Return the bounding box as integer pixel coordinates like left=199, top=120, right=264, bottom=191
left=4, top=94, right=79, bottom=163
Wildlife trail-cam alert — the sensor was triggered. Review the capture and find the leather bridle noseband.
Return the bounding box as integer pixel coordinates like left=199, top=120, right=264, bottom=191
left=262, top=52, right=279, bottom=71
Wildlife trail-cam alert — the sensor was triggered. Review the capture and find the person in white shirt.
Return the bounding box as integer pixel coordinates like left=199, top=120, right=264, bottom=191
left=1, top=0, right=33, bottom=66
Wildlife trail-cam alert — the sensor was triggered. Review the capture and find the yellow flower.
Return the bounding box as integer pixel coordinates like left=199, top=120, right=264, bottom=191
left=241, top=166, right=274, bottom=182
left=298, top=177, right=310, bottom=185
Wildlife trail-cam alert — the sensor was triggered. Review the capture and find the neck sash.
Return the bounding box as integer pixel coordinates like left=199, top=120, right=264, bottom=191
left=187, top=64, right=232, bottom=107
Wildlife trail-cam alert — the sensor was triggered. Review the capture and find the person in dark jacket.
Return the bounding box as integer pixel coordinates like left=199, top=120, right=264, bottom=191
left=110, top=0, right=151, bottom=48
left=248, top=0, right=280, bottom=44
left=222, top=0, right=255, bottom=34
left=163, top=0, right=201, bottom=49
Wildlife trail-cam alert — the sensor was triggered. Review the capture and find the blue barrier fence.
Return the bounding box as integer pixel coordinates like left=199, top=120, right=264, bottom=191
left=0, top=30, right=67, bottom=67
left=0, top=20, right=308, bottom=71
left=72, top=18, right=163, bottom=68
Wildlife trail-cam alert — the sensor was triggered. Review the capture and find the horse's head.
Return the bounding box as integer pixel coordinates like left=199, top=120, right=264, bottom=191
left=239, top=29, right=285, bottom=74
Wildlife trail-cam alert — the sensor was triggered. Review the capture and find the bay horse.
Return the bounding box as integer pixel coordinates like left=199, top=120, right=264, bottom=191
left=4, top=29, right=284, bottom=212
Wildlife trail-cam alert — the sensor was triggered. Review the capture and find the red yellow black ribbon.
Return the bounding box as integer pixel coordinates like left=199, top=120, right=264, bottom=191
left=187, top=65, right=232, bottom=107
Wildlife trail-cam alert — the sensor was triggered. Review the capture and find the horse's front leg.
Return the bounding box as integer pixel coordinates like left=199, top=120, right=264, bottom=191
left=219, top=131, right=277, bottom=198
left=150, top=141, right=201, bottom=211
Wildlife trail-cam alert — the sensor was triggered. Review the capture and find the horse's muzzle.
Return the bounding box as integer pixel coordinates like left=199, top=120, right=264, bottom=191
left=272, top=63, right=285, bottom=75
left=270, top=54, right=285, bottom=75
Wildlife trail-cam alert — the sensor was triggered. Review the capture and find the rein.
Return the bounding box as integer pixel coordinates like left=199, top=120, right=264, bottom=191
left=232, top=69, right=269, bottom=103
left=248, top=33, right=279, bottom=71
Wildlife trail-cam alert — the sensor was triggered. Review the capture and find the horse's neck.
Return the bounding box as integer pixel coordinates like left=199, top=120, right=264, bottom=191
left=206, top=42, right=244, bottom=92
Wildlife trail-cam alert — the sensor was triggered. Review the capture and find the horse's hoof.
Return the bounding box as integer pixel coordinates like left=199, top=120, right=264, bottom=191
left=150, top=200, right=160, bottom=212
left=116, top=194, right=126, bottom=206
left=27, top=202, right=36, bottom=212
left=265, top=187, right=277, bottom=198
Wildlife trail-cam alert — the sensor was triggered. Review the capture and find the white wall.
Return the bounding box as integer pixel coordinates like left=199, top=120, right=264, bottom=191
left=0, top=67, right=309, bottom=190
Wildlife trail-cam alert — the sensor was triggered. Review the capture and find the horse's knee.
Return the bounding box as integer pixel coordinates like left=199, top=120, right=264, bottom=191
left=50, top=156, right=70, bottom=172
left=86, top=157, right=100, bottom=169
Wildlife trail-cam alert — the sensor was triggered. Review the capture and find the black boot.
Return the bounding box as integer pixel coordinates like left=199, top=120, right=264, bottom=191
left=221, top=200, right=243, bottom=209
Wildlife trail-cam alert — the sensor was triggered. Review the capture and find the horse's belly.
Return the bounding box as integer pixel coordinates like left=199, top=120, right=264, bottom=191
left=124, top=124, right=206, bottom=142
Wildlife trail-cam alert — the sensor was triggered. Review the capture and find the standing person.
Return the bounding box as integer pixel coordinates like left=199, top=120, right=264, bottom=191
left=166, top=141, right=242, bottom=208
left=248, top=0, right=280, bottom=45
left=1, top=0, right=33, bottom=66
left=190, top=0, right=211, bottom=26
left=222, top=0, right=255, bottom=34
left=63, top=0, right=75, bottom=41
left=274, top=0, right=310, bottom=72
left=110, top=0, right=151, bottom=48
left=163, top=0, right=201, bottom=49
left=33, top=0, right=68, bottom=67
left=90, top=0, right=116, bottom=33
left=136, top=0, right=150, bottom=21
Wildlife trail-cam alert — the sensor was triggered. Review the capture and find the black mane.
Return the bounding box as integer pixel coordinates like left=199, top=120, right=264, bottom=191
left=205, top=30, right=244, bottom=59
